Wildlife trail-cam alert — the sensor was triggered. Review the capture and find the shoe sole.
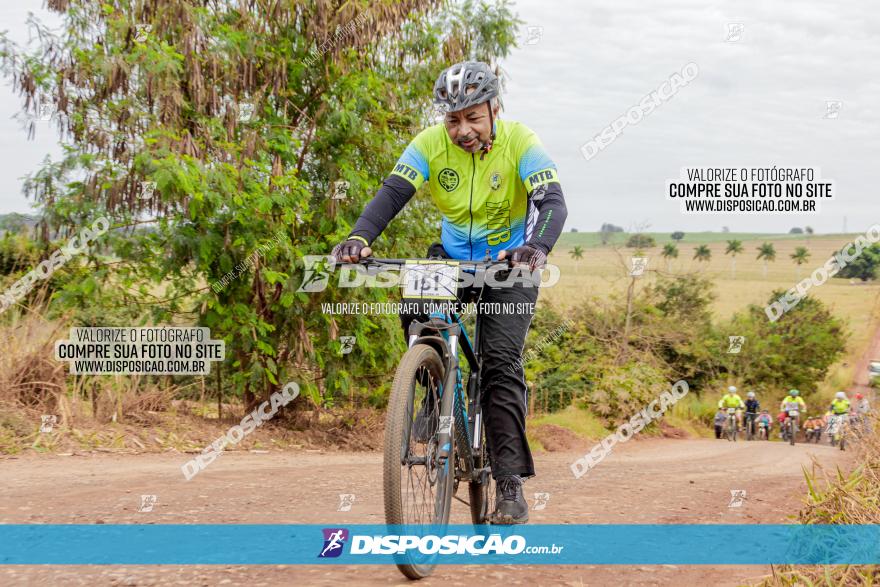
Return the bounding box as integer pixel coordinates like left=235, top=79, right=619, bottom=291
left=489, top=513, right=529, bottom=525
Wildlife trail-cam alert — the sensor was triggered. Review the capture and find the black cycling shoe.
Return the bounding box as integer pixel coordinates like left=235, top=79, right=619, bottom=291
left=490, top=475, right=529, bottom=524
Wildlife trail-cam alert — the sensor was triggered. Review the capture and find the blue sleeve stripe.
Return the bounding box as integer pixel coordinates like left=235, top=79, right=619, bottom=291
left=399, top=144, right=429, bottom=180
left=518, top=145, right=556, bottom=182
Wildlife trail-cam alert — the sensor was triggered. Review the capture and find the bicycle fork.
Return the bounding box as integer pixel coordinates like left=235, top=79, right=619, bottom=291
left=436, top=329, right=474, bottom=476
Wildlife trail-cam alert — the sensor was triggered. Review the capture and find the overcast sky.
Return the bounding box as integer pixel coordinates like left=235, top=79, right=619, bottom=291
left=2, top=1, right=878, bottom=233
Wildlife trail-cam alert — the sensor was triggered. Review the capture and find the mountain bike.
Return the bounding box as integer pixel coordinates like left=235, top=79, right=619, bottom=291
left=757, top=420, right=769, bottom=440
left=725, top=407, right=738, bottom=442
left=782, top=403, right=801, bottom=446
left=744, top=411, right=757, bottom=441
left=346, top=256, right=511, bottom=579
left=828, top=413, right=847, bottom=450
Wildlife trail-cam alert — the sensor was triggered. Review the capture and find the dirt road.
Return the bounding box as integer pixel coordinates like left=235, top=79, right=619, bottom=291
left=0, top=436, right=851, bottom=586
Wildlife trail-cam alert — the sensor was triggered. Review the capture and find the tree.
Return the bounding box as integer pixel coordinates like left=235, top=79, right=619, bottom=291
left=661, top=243, right=678, bottom=272
left=570, top=227, right=578, bottom=233
left=0, top=213, right=31, bottom=236
left=600, top=223, right=623, bottom=245
left=725, top=239, right=743, bottom=278
left=721, top=226, right=730, bottom=233
left=693, top=244, right=711, bottom=268
left=728, top=292, right=846, bottom=395
left=1, top=0, right=520, bottom=409
left=626, top=234, right=656, bottom=248
left=756, top=243, right=777, bottom=277
left=790, top=246, right=811, bottom=278
left=835, top=244, right=880, bottom=281
left=569, top=245, right=584, bottom=271
left=671, top=231, right=685, bottom=242
left=789, top=227, right=804, bottom=234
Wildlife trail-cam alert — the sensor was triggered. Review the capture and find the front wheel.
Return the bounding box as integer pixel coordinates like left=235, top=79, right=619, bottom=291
left=468, top=412, right=495, bottom=525
left=384, top=344, right=452, bottom=580
left=789, top=419, right=797, bottom=446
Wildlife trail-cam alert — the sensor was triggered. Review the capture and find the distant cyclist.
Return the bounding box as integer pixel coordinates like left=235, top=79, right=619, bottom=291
left=854, top=392, right=872, bottom=434
left=855, top=392, right=870, bottom=415
left=828, top=391, right=850, bottom=416
left=780, top=389, right=807, bottom=412
left=718, top=385, right=745, bottom=427
left=780, top=389, right=807, bottom=438
left=333, top=61, right=568, bottom=525
left=744, top=391, right=760, bottom=437
left=826, top=391, right=850, bottom=440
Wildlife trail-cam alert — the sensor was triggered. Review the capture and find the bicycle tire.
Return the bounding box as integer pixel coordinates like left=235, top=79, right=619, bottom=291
left=790, top=419, right=797, bottom=445
left=384, top=344, right=453, bottom=580
left=468, top=413, right=495, bottom=525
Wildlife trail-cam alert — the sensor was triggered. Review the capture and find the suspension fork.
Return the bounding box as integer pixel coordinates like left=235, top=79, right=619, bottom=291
left=436, top=325, right=460, bottom=462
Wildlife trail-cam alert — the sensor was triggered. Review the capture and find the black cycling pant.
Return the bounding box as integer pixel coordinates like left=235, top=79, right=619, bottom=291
left=399, top=243, right=539, bottom=480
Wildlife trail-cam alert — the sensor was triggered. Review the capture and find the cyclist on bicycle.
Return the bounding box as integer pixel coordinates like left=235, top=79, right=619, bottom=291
left=826, top=391, right=850, bottom=438
left=829, top=391, right=851, bottom=416
left=780, top=389, right=807, bottom=436
left=855, top=392, right=870, bottom=415
left=780, top=389, right=807, bottom=412
left=744, top=391, right=759, bottom=436
left=332, top=61, right=568, bottom=525
left=718, top=385, right=745, bottom=427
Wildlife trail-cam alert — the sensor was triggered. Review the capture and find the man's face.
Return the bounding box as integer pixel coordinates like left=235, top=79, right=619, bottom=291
left=444, top=101, right=497, bottom=153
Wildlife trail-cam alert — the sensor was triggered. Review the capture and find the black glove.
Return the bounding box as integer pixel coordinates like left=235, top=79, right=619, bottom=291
left=502, top=244, right=547, bottom=271
left=331, top=236, right=369, bottom=263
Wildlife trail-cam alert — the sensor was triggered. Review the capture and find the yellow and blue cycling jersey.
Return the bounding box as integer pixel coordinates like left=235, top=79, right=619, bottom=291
left=781, top=396, right=806, bottom=410
left=718, top=393, right=745, bottom=409
left=830, top=398, right=850, bottom=415
left=387, top=119, right=560, bottom=260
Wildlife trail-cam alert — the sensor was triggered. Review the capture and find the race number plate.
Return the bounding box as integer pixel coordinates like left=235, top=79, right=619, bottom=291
left=727, top=408, right=737, bottom=414
left=788, top=409, right=799, bottom=417
left=402, top=261, right=460, bottom=300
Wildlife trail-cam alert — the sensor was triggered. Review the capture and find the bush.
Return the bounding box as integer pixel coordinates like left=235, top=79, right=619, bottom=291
left=626, top=234, right=656, bottom=248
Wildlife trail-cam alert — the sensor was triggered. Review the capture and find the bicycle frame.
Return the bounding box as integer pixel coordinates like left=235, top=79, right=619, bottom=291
left=358, top=257, right=508, bottom=484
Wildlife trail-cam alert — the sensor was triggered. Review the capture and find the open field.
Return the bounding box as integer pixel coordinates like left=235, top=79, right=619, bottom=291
left=557, top=231, right=830, bottom=249
left=546, top=234, right=880, bottom=396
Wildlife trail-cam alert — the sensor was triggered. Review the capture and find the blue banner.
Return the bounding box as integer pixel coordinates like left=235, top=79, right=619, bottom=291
left=2, top=524, right=879, bottom=565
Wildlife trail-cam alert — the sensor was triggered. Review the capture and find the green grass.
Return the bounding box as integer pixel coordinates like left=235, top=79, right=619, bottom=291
left=557, top=231, right=829, bottom=249
left=529, top=405, right=609, bottom=438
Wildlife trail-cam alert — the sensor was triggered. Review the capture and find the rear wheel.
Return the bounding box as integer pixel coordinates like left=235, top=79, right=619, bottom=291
left=384, top=344, right=452, bottom=580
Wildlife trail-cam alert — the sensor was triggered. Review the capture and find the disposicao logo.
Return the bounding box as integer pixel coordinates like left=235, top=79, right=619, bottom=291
left=318, top=528, right=349, bottom=558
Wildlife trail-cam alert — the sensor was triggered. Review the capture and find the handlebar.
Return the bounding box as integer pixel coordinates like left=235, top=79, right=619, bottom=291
left=334, top=256, right=513, bottom=273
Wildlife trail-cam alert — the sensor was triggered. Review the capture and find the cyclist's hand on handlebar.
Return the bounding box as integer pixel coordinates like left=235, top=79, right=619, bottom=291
left=331, top=236, right=372, bottom=263
left=497, top=244, right=547, bottom=271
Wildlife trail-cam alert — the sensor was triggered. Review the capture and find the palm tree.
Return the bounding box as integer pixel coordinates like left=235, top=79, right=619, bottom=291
left=661, top=243, right=678, bottom=272
left=569, top=245, right=584, bottom=271
left=790, top=246, right=811, bottom=278
left=725, top=239, right=743, bottom=278
left=756, top=242, right=776, bottom=278
left=693, top=244, right=711, bottom=269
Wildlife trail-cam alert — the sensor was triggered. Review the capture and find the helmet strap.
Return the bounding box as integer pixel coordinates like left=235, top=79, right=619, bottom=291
left=479, top=101, right=495, bottom=161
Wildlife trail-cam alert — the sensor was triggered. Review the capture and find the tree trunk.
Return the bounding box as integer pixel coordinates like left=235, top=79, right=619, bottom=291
left=216, top=366, right=223, bottom=420
left=623, top=276, right=636, bottom=343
